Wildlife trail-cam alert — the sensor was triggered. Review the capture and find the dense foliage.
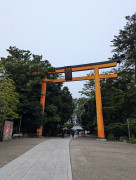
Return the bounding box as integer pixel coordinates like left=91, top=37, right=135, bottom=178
left=44, top=84, right=74, bottom=136
left=78, top=13, right=136, bottom=138
left=0, top=63, right=19, bottom=140
left=1, top=47, right=74, bottom=136
left=73, top=98, right=89, bottom=125
left=111, top=13, right=136, bottom=81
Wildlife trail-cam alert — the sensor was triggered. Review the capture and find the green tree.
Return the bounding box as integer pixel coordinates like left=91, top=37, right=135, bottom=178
left=0, top=62, right=19, bottom=140
left=78, top=74, right=97, bottom=132
left=102, top=69, right=136, bottom=125
left=1, top=46, right=74, bottom=136
left=61, top=86, right=74, bottom=124
left=43, top=84, right=74, bottom=136
left=111, top=13, right=136, bottom=81
left=1, top=46, right=56, bottom=134
left=79, top=69, right=136, bottom=137
left=73, top=97, right=89, bottom=124
left=79, top=73, right=95, bottom=98
left=78, top=13, right=136, bottom=138
left=81, top=98, right=97, bottom=133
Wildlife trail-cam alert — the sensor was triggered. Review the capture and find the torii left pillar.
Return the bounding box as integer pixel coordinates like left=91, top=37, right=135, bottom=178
left=36, top=82, right=47, bottom=136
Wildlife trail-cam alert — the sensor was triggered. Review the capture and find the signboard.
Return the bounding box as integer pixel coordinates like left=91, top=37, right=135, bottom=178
left=65, top=66, right=72, bottom=81
left=3, top=121, right=13, bottom=141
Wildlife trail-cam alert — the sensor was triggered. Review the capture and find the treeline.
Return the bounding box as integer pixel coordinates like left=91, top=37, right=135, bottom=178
left=76, top=13, right=136, bottom=138
left=0, top=47, right=74, bottom=138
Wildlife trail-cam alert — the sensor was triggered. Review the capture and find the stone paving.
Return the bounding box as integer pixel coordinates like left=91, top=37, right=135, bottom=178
left=0, top=138, right=72, bottom=180
left=0, top=137, right=53, bottom=168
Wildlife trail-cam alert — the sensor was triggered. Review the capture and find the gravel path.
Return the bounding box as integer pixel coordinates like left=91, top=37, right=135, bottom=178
left=70, top=135, right=136, bottom=180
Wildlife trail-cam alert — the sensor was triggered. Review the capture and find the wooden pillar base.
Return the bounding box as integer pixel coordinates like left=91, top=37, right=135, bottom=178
left=36, top=126, right=43, bottom=136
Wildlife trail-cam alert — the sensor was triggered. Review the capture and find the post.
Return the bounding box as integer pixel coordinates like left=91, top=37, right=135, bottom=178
left=19, top=115, right=22, bottom=134
left=127, top=119, right=130, bottom=140
left=36, top=82, right=47, bottom=136
left=94, top=68, right=105, bottom=138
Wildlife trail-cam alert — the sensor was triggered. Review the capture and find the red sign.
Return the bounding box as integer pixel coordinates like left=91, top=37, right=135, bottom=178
left=3, top=121, right=13, bottom=141
left=5, top=124, right=10, bottom=135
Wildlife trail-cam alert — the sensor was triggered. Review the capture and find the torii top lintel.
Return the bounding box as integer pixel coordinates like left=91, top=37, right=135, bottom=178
left=54, top=59, right=120, bottom=73
left=44, top=59, right=120, bottom=83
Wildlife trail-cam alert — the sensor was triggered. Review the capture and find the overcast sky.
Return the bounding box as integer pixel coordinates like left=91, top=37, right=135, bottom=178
left=0, top=0, right=136, bottom=98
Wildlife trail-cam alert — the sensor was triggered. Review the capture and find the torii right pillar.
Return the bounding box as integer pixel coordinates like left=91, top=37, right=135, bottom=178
left=94, top=67, right=105, bottom=138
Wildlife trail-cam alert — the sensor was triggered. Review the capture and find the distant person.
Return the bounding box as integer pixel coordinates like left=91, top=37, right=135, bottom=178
left=71, top=131, right=75, bottom=138
left=68, top=130, right=70, bottom=137
left=62, top=130, right=64, bottom=138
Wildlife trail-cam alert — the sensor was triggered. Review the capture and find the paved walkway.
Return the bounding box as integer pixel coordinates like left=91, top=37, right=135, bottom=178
left=0, top=138, right=72, bottom=180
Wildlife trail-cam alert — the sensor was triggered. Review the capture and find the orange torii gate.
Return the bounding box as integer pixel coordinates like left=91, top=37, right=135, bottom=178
left=37, top=59, right=119, bottom=138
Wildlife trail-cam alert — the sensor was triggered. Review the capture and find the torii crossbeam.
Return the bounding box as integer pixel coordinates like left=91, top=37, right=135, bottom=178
left=37, top=59, right=119, bottom=138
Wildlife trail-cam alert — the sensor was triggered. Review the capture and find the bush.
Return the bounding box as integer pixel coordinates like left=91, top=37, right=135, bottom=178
left=105, top=122, right=128, bottom=138
left=129, top=135, right=136, bottom=144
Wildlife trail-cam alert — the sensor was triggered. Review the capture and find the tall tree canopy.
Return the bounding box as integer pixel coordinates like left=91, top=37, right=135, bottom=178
left=111, top=13, right=136, bottom=80
left=78, top=13, right=136, bottom=138
left=1, top=46, right=74, bottom=135
left=1, top=46, right=56, bottom=134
